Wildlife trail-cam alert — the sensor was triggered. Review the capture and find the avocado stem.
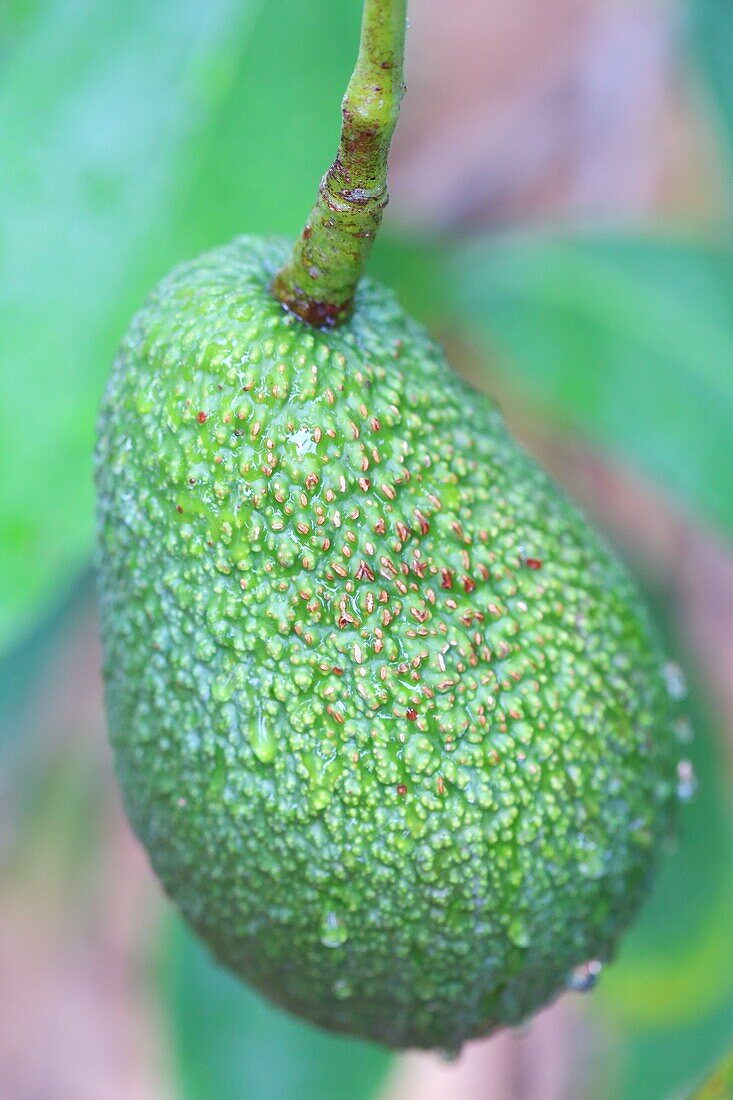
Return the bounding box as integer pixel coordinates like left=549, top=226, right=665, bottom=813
left=271, top=0, right=407, bottom=328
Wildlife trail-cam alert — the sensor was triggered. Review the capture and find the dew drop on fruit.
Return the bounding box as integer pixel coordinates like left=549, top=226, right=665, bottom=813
left=211, top=675, right=234, bottom=703
left=438, top=1046, right=461, bottom=1063
left=508, top=916, right=530, bottom=949
left=663, top=661, right=688, bottom=701
left=576, top=834, right=605, bottom=879
left=566, top=959, right=603, bottom=993
left=579, top=848, right=605, bottom=880
left=248, top=707, right=277, bottom=765
left=332, top=977, right=353, bottom=1000
left=676, top=759, right=698, bottom=802
left=207, top=748, right=227, bottom=799
left=320, top=909, right=349, bottom=948
left=289, top=426, right=317, bottom=457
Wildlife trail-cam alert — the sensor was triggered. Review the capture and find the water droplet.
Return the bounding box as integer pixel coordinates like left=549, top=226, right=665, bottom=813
left=211, top=676, right=234, bottom=703
left=566, top=959, right=603, bottom=993
left=576, top=835, right=605, bottom=879
left=438, top=1045, right=461, bottom=1063
left=320, top=910, right=349, bottom=948
left=248, top=707, right=277, bottom=765
left=663, top=662, right=687, bottom=701
left=508, top=916, right=530, bottom=948
left=676, top=759, right=698, bottom=802
left=206, top=751, right=227, bottom=799
left=332, top=977, right=352, bottom=1000
left=289, top=426, right=318, bottom=458
left=579, top=848, right=605, bottom=880
left=414, top=974, right=436, bottom=1000
left=308, top=786, right=331, bottom=813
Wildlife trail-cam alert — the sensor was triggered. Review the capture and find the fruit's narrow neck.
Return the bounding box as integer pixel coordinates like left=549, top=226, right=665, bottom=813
left=271, top=0, right=407, bottom=328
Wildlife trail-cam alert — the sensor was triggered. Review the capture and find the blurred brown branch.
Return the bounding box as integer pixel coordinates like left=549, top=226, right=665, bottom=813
left=391, top=0, right=722, bottom=229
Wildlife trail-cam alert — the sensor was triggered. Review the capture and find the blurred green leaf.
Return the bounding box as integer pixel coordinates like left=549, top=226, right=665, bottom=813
left=598, top=706, right=733, bottom=1099
left=0, top=0, right=359, bottom=659
left=0, top=573, right=91, bottom=753
left=689, top=0, right=733, bottom=206
left=0, top=0, right=249, bottom=655
left=599, top=694, right=733, bottom=1029
left=588, top=589, right=733, bottom=1099
left=450, top=234, right=733, bottom=536
left=162, top=917, right=392, bottom=1100
left=614, top=1005, right=733, bottom=1100
left=369, top=233, right=450, bottom=326
left=687, top=1047, right=733, bottom=1098
left=162, top=0, right=358, bottom=253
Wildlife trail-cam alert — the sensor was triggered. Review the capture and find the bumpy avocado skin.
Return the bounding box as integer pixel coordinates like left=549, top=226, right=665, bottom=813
left=95, top=236, right=678, bottom=1050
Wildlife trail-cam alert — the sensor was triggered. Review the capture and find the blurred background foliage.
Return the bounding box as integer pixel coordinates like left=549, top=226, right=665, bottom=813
left=1, top=1, right=733, bottom=1098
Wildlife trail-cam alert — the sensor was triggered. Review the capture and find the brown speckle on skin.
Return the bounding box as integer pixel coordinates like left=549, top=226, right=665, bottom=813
left=415, top=509, right=430, bottom=535
left=356, top=560, right=375, bottom=582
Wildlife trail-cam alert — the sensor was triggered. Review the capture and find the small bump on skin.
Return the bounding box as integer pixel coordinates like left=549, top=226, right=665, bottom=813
left=95, top=235, right=679, bottom=1053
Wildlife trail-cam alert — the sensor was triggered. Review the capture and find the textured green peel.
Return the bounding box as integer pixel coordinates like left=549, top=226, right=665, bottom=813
left=95, top=236, right=679, bottom=1050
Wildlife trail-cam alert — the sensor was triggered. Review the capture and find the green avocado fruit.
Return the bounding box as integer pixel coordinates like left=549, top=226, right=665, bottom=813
left=95, top=235, right=680, bottom=1050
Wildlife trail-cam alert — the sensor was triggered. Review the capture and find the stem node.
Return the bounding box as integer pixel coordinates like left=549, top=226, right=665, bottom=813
left=272, top=0, right=407, bottom=328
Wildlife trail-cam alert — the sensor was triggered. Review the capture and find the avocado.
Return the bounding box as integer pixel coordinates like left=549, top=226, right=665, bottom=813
left=95, top=235, right=679, bottom=1050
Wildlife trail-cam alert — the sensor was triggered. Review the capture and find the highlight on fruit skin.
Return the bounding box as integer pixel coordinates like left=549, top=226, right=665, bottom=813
left=95, top=233, right=681, bottom=1051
